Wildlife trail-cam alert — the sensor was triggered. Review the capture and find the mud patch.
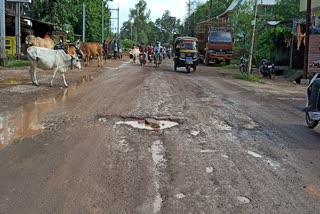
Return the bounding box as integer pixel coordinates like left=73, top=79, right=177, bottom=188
left=305, top=185, right=320, bottom=197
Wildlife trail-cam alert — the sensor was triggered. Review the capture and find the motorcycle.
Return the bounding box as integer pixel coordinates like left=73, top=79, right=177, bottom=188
left=148, top=52, right=153, bottom=63
left=239, top=56, right=249, bottom=73
left=139, top=52, right=147, bottom=66
left=154, top=53, right=162, bottom=68
left=166, top=49, right=171, bottom=59
left=305, top=73, right=320, bottom=129
left=259, top=59, right=274, bottom=79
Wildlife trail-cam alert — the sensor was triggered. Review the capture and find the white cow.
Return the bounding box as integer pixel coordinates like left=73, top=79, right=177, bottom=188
left=27, top=46, right=82, bottom=88
left=129, top=47, right=140, bottom=64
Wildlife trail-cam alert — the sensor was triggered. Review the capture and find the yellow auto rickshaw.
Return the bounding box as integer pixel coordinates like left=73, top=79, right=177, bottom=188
left=173, top=36, right=198, bottom=72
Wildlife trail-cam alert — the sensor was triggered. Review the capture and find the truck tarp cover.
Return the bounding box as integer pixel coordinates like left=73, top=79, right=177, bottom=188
left=209, top=32, right=232, bottom=44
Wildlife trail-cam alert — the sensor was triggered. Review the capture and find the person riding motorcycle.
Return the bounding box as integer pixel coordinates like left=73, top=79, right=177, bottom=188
left=153, top=42, right=163, bottom=64
left=139, top=42, right=146, bottom=54
left=147, top=43, right=153, bottom=62
left=166, top=46, right=172, bottom=59
left=139, top=42, right=147, bottom=64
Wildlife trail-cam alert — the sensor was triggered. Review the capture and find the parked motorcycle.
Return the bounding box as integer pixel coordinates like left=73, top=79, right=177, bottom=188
left=305, top=73, right=320, bottom=129
left=259, top=59, right=274, bottom=79
left=239, top=56, right=249, bottom=73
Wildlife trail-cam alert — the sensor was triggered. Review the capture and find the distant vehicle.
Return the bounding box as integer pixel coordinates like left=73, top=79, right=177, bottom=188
left=259, top=58, right=274, bottom=79
left=196, top=18, right=233, bottom=65
left=239, top=56, right=249, bottom=73
left=173, top=36, right=198, bottom=72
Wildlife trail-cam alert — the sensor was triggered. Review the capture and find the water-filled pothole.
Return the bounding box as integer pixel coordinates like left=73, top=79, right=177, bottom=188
left=116, top=118, right=179, bottom=130
left=0, top=75, right=95, bottom=150
left=0, top=78, right=31, bottom=85
left=99, top=117, right=179, bottom=130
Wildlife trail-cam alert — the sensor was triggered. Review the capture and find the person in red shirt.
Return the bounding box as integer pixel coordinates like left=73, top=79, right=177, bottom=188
left=147, top=43, right=153, bottom=62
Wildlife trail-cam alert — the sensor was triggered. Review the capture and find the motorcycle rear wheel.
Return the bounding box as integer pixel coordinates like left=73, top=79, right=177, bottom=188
left=306, top=112, right=319, bottom=129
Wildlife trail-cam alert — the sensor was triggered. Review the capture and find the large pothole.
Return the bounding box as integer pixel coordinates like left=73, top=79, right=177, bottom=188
left=99, top=116, right=179, bottom=130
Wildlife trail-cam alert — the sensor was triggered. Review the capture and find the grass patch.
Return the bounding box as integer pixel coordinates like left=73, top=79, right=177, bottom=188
left=234, top=72, right=262, bottom=82
left=224, top=64, right=239, bottom=69
left=7, top=59, right=30, bottom=67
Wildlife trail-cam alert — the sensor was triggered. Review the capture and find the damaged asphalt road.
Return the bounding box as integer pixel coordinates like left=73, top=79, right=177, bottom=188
left=0, top=59, right=320, bottom=214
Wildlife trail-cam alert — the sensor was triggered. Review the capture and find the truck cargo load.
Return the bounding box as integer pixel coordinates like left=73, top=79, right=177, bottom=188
left=196, top=17, right=233, bottom=65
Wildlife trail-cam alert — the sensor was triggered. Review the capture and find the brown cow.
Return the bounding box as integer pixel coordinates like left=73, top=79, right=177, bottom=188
left=64, top=45, right=77, bottom=58
left=75, top=39, right=103, bottom=67
left=25, top=35, right=55, bottom=49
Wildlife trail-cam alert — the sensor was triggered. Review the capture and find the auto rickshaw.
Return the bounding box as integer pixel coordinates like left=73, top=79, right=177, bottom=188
left=173, top=36, right=198, bottom=72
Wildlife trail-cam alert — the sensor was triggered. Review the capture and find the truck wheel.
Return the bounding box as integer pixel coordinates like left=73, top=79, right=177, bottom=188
left=226, top=59, right=231, bottom=65
left=193, top=65, right=197, bottom=72
left=174, top=61, right=177, bottom=71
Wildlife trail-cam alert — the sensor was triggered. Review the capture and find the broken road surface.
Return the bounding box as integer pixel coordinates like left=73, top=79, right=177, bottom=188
left=0, top=60, right=320, bottom=214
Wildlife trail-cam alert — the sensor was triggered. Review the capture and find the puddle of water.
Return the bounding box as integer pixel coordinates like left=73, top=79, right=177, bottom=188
left=0, top=98, right=55, bottom=150
left=150, top=140, right=165, bottom=213
left=190, top=130, right=200, bottom=136
left=247, top=151, right=263, bottom=158
left=206, top=167, right=214, bottom=173
left=265, top=159, right=281, bottom=170
left=200, top=149, right=216, bottom=153
left=237, top=196, right=251, bottom=204
left=116, top=120, right=178, bottom=131
left=0, top=75, right=93, bottom=150
left=0, top=79, right=31, bottom=85
left=175, top=193, right=186, bottom=199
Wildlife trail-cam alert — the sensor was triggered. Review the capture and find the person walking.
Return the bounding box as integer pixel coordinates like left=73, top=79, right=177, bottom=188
left=103, top=39, right=109, bottom=61
left=113, top=40, right=119, bottom=59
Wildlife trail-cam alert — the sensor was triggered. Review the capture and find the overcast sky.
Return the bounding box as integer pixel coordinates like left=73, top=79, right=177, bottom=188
left=108, top=0, right=277, bottom=31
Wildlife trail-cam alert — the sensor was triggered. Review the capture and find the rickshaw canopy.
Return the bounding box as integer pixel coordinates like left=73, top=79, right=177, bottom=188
left=174, top=36, right=198, bottom=52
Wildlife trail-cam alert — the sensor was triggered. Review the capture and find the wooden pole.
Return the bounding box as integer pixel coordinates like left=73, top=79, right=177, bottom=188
left=303, top=0, right=312, bottom=79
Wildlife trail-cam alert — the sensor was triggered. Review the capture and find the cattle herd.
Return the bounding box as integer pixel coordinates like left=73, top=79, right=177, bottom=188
left=24, top=35, right=107, bottom=88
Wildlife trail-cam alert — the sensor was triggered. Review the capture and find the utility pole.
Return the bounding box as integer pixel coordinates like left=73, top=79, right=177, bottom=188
left=248, top=0, right=259, bottom=73
left=188, top=0, right=191, bottom=33
left=303, top=0, right=312, bottom=80
left=82, top=0, right=86, bottom=42
left=102, top=0, right=105, bottom=43
left=0, top=0, right=7, bottom=66
left=15, top=2, right=21, bottom=60
left=209, top=0, right=212, bottom=29
left=110, top=6, right=120, bottom=38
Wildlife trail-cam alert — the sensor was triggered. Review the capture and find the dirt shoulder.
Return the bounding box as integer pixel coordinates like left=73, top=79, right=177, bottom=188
left=0, top=57, right=127, bottom=113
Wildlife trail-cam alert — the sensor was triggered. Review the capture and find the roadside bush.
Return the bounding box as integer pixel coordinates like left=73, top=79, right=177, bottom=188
left=234, top=72, right=262, bottom=82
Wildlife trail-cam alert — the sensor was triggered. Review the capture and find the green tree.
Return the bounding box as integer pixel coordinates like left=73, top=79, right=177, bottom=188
left=127, top=0, right=151, bottom=44
left=23, top=0, right=112, bottom=42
